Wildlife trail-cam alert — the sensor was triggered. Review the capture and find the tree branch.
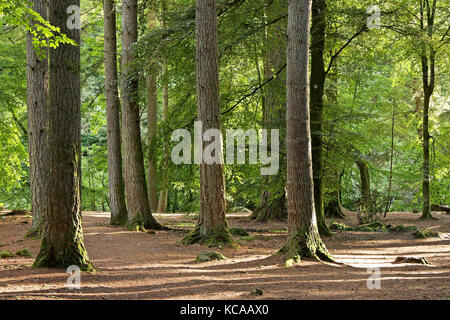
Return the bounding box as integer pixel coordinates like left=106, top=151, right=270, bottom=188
left=221, top=63, right=286, bottom=115
left=324, top=25, right=368, bottom=74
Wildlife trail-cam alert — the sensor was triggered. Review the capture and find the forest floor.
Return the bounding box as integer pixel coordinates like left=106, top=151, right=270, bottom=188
left=0, top=209, right=449, bottom=300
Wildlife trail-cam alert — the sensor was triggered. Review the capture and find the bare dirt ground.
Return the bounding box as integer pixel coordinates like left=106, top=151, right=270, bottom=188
left=0, top=210, right=449, bottom=300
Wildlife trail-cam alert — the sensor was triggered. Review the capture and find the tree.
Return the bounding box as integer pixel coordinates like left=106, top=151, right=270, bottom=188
left=324, top=169, right=346, bottom=218
left=146, top=6, right=159, bottom=212
left=157, top=0, right=169, bottom=213
left=310, top=0, right=331, bottom=236
left=182, top=0, right=233, bottom=246
left=418, top=0, right=437, bottom=220
left=33, top=0, right=93, bottom=271
left=121, top=0, right=163, bottom=230
left=355, top=156, right=371, bottom=211
left=279, top=0, right=334, bottom=263
left=382, top=0, right=449, bottom=219
left=309, top=0, right=368, bottom=235
left=26, top=0, right=48, bottom=238
left=251, top=0, right=287, bottom=222
left=104, top=0, right=128, bottom=225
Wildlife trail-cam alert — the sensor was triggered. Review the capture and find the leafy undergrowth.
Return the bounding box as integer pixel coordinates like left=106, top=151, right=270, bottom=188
left=0, top=250, right=14, bottom=258
left=0, top=248, right=33, bottom=259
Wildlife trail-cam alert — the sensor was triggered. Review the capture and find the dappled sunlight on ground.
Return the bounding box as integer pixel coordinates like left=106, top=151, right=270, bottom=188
left=0, top=210, right=449, bottom=299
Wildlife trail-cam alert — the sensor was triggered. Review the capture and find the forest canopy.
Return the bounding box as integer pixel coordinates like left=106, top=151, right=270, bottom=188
left=0, top=0, right=448, bottom=217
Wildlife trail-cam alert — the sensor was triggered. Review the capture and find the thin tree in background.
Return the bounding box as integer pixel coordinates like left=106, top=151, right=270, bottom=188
left=310, top=0, right=332, bottom=236
left=384, top=101, right=396, bottom=216
left=183, top=0, right=233, bottom=246
left=26, top=0, right=48, bottom=238
left=121, top=0, right=163, bottom=230
left=104, top=0, right=128, bottom=225
left=157, top=0, right=170, bottom=213
left=251, top=0, right=287, bottom=222
left=279, top=0, right=334, bottom=263
left=33, top=0, right=93, bottom=270
left=147, top=7, right=159, bottom=212
left=355, top=156, right=371, bottom=211
left=418, top=0, right=437, bottom=220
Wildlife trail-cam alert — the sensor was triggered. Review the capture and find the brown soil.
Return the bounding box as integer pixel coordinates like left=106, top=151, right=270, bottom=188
left=0, top=210, right=449, bottom=300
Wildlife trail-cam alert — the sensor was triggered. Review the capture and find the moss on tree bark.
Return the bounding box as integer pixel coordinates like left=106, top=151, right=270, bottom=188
left=182, top=225, right=235, bottom=247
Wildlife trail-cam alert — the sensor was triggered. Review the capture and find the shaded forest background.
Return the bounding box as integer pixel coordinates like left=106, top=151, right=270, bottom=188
left=1, top=0, right=448, bottom=215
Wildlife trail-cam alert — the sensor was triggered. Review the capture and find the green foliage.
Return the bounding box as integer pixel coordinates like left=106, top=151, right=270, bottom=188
left=0, top=250, right=14, bottom=258
left=0, top=0, right=448, bottom=217
left=15, top=248, right=32, bottom=257
left=330, top=220, right=388, bottom=232
left=414, top=228, right=439, bottom=239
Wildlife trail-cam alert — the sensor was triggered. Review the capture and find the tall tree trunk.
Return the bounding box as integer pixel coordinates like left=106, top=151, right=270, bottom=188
left=156, top=74, right=169, bottom=213
left=420, top=0, right=436, bottom=220
left=309, top=0, right=331, bottom=236
left=251, top=0, right=287, bottom=222
left=182, top=0, right=233, bottom=246
left=121, top=0, right=163, bottom=230
left=421, top=91, right=433, bottom=219
left=156, top=57, right=169, bottom=213
left=418, top=0, right=436, bottom=220
left=26, top=0, right=48, bottom=238
left=33, top=0, right=93, bottom=271
left=104, top=0, right=128, bottom=225
left=157, top=0, right=169, bottom=213
left=279, top=0, right=333, bottom=263
left=156, top=74, right=169, bottom=212
left=384, top=101, right=395, bottom=216
left=356, top=157, right=370, bottom=211
left=325, top=170, right=346, bottom=218
left=146, top=9, right=159, bottom=212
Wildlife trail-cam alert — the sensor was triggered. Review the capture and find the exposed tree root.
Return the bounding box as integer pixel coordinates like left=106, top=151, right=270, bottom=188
left=325, top=200, right=346, bottom=219
left=182, top=225, right=236, bottom=248
left=317, top=218, right=333, bottom=237
left=33, top=232, right=95, bottom=272
left=278, top=228, right=337, bottom=266
left=418, top=212, right=437, bottom=221
left=25, top=219, right=45, bottom=239
left=127, top=212, right=168, bottom=232
left=110, top=210, right=128, bottom=226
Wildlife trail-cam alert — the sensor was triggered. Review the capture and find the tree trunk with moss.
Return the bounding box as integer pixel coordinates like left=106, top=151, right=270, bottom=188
left=121, top=0, right=163, bottom=231
left=252, top=0, right=287, bottom=222
left=26, top=0, right=48, bottom=239
left=33, top=0, right=93, bottom=271
left=279, top=0, right=334, bottom=263
left=310, top=0, right=331, bottom=236
left=182, top=0, right=233, bottom=247
left=104, top=0, right=128, bottom=226
left=325, top=170, right=346, bottom=219
left=356, top=157, right=370, bottom=211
